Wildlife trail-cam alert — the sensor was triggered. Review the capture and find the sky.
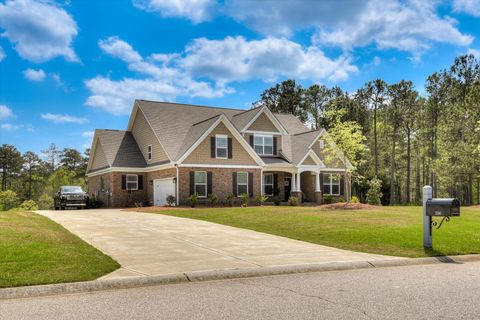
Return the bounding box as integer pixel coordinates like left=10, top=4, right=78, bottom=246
left=1, top=0, right=480, bottom=154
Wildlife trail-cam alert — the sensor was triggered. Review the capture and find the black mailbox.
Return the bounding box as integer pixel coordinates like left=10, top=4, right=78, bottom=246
left=426, top=198, right=460, bottom=217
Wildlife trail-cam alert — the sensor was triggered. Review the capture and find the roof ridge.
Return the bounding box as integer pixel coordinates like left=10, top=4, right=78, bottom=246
left=96, top=129, right=125, bottom=132
left=191, top=114, right=222, bottom=126
left=232, top=105, right=263, bottom=117
left=293, top=129, right=321, bottom=136
left=136, top=99, right=246, bottom=112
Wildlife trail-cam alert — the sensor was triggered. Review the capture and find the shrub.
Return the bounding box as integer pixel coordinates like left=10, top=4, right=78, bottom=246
left=0, top=190, right=19, bottom=211
left=38, top=194, right=54, bottom=210
left=166, top=195, right=176, bottom=207
left=255, top=194, right=269, bottom=206
left=225, top=193, right=235, bottom=207
left=350, top=195, right=360, bottom=204
left=20, top=200, right=38, bottom=211
left=188, top=193, right=198, bottom=208
left=88, top=196, right=104, bottom=209
left=288, top=196, right=299, bottom=206
left=239, top=193, right=249, bottom=207
left=273, top=198, right=281, bottom=206
left=366, top=178, right=383, bottom=205
left=208, top=193, right=218, bottom=207
left=323, top=194, right=334, bottom=204
left=337, top=196, right=345, bottom=203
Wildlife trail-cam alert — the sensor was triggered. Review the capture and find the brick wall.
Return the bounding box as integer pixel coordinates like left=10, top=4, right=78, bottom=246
left=178, top=167, right=261, bottom=205
left=87, top=172, right=113, bottom=207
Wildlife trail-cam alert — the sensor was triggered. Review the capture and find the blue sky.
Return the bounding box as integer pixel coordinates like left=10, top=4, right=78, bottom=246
left=1, top=0, right=480, bottom=154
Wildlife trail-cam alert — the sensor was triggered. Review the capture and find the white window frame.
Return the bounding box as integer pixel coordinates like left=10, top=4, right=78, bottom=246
left=253, top=134, right=273, bottom=155
left=147, top=145, right=152, bottom=161
left=215, top=134, right=228, bottom=159
left=322, top=173, right=340, bottom=196
left=319, top=139, right=325, bottom=149
left=263, top=173, right=274, bottom=196
left=126, top=174, right=138, bottom=191
left=237, top=172, right=249, bottom=196
left=194, top=171, right=207, bottom=198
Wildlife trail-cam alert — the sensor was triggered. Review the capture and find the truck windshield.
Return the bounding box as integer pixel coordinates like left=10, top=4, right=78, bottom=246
left=61, top=186, right=84, bottom=193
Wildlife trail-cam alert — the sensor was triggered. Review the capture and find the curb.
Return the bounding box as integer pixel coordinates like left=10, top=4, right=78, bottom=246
left=1, top=254, right=479, bottom=300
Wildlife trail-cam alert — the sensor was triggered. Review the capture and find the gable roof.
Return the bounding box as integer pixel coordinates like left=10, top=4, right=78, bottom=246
left=87, top=130, right=146, bottom=172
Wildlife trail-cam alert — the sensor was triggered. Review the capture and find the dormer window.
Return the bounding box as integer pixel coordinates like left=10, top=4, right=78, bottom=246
left=215, top=134, right=228, bottom=159
left=254, top=134, right=273, bottom=155
left=147, top=145, right=152, bottom=161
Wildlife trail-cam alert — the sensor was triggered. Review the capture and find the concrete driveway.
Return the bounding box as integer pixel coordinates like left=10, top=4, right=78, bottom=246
left=36, top=209, right=399, bottom=280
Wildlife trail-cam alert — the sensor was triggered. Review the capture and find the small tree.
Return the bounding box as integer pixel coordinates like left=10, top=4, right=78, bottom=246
left=255, top=194, right=269, bottom=206
left=208, top=193, right=218, bottom=207
left=288, top=196, right=299, bottom=206
left=0, top=190, right=19, bottom=211
left=366, top=178, right=383, bottom=205
left=239, top=193, right=249, bottom=207
left=225, top=193, right=235, bottom=207
left=188, top=193, right=198, bottom=208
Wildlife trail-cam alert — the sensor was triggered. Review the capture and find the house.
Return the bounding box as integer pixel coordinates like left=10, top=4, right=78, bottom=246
left=86, top=100, right=353, bottom=207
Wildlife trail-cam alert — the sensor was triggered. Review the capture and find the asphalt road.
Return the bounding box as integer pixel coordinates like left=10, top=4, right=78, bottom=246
left=1, top=261, right=480, bottom=320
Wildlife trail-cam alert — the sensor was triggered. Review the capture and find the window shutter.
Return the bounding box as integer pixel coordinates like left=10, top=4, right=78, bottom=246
left=340, top=175, right=345, bottom=196
left=138, top=175, right=144, bottom=190
left=273, top=137, right=277, bottom=155
left=207, top=172, right=213, bottom=195
left=249, top=135, right=254, bottom=147
left=248, top=172, right=254, bottom=197
left=319, top=173, right=323, bottom=193
left=232, top=172, right=237, bottom=196
left=227, top=138, right=233, bottom=159
left=273, top=174, right=279, bottom=196
left=211, top=137, right=216, bottom=158
left=189, top=171, right=195, bottom=195
left=121, top=175, right=126, bottom=190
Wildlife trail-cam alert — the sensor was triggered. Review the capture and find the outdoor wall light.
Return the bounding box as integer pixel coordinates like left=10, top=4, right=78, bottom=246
left=149, top=180, right=153, bottom=185
left=173, top=178, right=177, bottom=184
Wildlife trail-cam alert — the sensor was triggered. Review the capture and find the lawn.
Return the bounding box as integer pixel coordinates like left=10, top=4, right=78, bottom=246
left=150, top=206, right=480, bottom=258
left=0, top=210, right=119, bottom=288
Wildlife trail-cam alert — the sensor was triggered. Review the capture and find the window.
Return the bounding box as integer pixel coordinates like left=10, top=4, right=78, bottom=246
left=319, top=139, right=325, bottom=149
left=194, top=171, right=207, bottom=197
left=237, top=172, right=248, bottom=195
left=126, top=174, right=138, bottom=190
left=254, top=134, right=273, bottom=155
left=322, top=173, right=340, bottom=195
left=215, top=134, right=228, bottom=159
left=147, top=145, right=152, bottom=161
left=263, top=173, right=273, bottom=196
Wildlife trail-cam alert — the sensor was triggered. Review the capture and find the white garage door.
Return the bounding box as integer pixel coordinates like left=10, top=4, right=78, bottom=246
left=154, top=178, right=176, bottom=206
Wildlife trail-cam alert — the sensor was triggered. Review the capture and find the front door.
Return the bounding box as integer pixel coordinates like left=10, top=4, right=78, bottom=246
left=154, top=178, right=175, bottom=206
left=284, top=177, right=291, bottom=201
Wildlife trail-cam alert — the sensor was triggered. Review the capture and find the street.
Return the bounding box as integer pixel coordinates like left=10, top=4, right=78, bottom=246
left=1, top=261, right=479, bottom=320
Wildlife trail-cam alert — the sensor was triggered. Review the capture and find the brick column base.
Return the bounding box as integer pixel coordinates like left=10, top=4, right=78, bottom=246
left=315, top=191, right=322, bottom=204
left=290, top=191, right=302, bottom=203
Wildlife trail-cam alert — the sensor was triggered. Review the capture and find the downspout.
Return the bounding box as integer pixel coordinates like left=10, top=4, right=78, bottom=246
left=175, top=163, right=179, bottom=206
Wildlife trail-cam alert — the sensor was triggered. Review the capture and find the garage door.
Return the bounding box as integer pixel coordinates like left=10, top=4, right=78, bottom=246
left=154, top=178, right=175, bottom=206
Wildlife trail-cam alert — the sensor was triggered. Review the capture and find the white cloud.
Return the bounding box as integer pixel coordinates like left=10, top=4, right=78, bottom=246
left=41, top=113, right=88, bottom=124
left=453, top=0, right=480, bottom=17
left=0, top=123, right=22, bottom=131
left=23, top=68, right=46, bottom=81
left=0, top=46, right=5, bottom=62
left=81, top=131, right=94, bottom=138
left=0, top=0, right=78, bottom=63
left=314, top=1, right=472, bottom=58
left=468, top=48, right=480, bottom=57
left=0, top=105, right=13, bottom=120
left=132, top=0, right=215, bottom=23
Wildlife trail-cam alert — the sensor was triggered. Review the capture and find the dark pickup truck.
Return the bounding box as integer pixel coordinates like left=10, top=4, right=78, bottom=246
left=54, top=186, right=89, bottom=210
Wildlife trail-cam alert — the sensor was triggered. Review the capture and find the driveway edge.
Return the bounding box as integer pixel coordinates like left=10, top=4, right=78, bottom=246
left=1, top=254, right=479, bottom=300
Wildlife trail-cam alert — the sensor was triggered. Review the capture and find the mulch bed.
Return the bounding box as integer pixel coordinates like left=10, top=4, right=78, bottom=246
left=316, top=203, right=380, bottom=210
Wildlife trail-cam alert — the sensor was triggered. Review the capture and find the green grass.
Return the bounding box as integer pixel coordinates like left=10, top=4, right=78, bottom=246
left=0, top=210, right=120, bottom=288
left=151, top=206, right=480, bottom=258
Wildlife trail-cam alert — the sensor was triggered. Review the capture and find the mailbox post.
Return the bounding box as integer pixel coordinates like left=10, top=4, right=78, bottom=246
left=423, top=186, right=433, bottom=248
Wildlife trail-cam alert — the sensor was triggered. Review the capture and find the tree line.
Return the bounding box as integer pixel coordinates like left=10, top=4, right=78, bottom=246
left=0, top=143, right=88, bottom=208
left=255, top=54, right=480, bottom=205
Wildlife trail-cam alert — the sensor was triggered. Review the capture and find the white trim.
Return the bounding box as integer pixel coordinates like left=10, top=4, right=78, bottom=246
left=244, top=130, right=282, bottom=135
left=215, top=134, right=228, bottom=159
left=297, top=165, right=321, bottom=174
left=176, top=114, right=265, bottom=166
left=241, top=107, right=288, bottom=135
left=253, top=133, right=274, bottom=156
left=86, top=163, right=175, bottom=177
left=126, top=174, right=139, bottom=191
left=322, top=173, right=341, bottom=196
left=236, top=172, right=249, bottom=196
left=194, top=171, right=207, bottom=198
left=298, top=149, right=325, bottom=168
left=176, top=166, right=179, bottom=206
left=179, top=164, right=262, bottom=169
left=320, top=168, right=348, bottom=172
left=86, top=135, right=102, bottom=172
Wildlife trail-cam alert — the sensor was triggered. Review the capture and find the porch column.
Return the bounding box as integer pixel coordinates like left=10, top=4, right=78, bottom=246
left=296, top=173, right=301, bottom=193
left=291, top=172, right=297, bottom=192
left=315, top=172, right=321, bottom=192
